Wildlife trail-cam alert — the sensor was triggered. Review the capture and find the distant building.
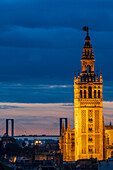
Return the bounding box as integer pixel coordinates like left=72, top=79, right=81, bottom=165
left=34, top=140, right=63, bottom=168
left=59, top=27, right=113, bottom=161
left=1, top=133, right=15, bottom=147
left=105, top=122, right=113, bottom=159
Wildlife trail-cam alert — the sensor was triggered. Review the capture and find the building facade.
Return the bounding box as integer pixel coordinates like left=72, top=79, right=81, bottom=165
left=59, top=122, right=75, bottom=161
left=105, top=123, right=113, bottom=159
left=59, top=28, right=105, bottom=161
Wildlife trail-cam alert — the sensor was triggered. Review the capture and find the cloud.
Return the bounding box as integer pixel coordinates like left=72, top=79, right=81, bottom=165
left=0, top=1, right=112, bottom=136
left=0, top=81, right=112, bottom=103
left=0, top=105, right=23, bottom=109
left=0, top=0, right=113, bottom=82
left=0, top=27, right=112, bottom=82
left=0, top=0, right=112, bottom=94
left=61, top=103, right=74, bottom=107
left=0, top=102, right=73, bottom=135
left=0, top=0, right=113, bottom=31
left=0, top=26, right=80, bottom=49
left=47, top=85, right=72, bottom=88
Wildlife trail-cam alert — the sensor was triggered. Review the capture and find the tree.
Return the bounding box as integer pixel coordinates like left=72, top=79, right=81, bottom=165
left=5, top=143, right=21, bottom=157
left=0, top=141, right=5, bottom=157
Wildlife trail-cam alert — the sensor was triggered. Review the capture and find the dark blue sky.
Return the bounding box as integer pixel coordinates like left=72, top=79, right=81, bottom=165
left=0, top=0, right=113, bottom=102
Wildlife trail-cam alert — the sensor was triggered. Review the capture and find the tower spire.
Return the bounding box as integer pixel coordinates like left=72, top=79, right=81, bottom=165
left=73, top=27, right=103, bottom=161
left=80, top=27, right=95, bottom=82
left=60, top=27, right=104, bottom=162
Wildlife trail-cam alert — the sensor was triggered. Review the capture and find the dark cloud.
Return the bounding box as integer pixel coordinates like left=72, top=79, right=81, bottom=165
left=0, top=0, right=112, bottom=102
left=0, top=105, right=23, bottom=109
left=0, top=0, right=113, bottom=31
left=0, top=81, right=112, bottom=103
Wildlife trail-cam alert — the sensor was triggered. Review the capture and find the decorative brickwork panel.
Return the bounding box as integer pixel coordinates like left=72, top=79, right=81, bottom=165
left=81, top=110, right=86, bottom=133
left=80, top=101, right=100, bottom=107
left=95, top=135, right=99, bottom=153
left=82, top=135, right=86, bottom=154
left=95, top=110, right=99, bottom=133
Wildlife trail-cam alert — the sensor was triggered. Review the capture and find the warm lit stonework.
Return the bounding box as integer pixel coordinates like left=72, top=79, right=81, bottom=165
left=59, top=122, right=75, bottom=161
left=105, top=123, right=113, bottom=159
left=74, top=30, right=104, bottom=161
left=59, top=27, right=107, bottom=161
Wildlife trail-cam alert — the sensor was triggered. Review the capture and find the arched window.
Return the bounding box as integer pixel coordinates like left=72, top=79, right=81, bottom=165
left=87, top=65, right=90, bottom=73
left=84, top=90, right=86, bottom=98
left=84, top=77, right=86, bottom=82
left=91, top=50, right=92, bottom=55
left=94, top=90, right=96, bottom=98
left=98, top=90, right=100, bottom=98
left=80, top=90, right=82, bottom=98
left=88, top=118, right=93, bottom=122
left=88, top=87, right=92, bottom=98
left=89, top=149, right=92, bottom=152
left=106, top=133, right=109, bottom=145
left=87, top=65, right=91, bottom=73
left=89, top=138, right=92, bottom=142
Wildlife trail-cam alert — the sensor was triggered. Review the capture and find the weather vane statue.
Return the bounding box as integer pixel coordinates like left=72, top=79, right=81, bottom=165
left=83, top=26, right=89, bottom=36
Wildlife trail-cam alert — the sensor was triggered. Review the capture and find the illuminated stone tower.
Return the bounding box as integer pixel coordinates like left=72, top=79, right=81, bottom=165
left=74, top=27, right=104, bottom=160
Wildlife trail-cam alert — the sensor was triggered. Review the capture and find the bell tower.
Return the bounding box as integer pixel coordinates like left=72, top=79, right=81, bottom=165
left=80, top=28, right=95, bottom=82
left=74, top=27, right=104, bottom=160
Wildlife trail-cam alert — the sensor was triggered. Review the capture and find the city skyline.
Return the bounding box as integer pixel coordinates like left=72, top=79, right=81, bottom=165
left=0, top=101, right=113, bottom=136
left=0, top=0, right=113, bottom=135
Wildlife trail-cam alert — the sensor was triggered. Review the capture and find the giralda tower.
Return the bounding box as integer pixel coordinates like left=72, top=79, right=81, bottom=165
left=74, top=27, right=104, bottom=160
